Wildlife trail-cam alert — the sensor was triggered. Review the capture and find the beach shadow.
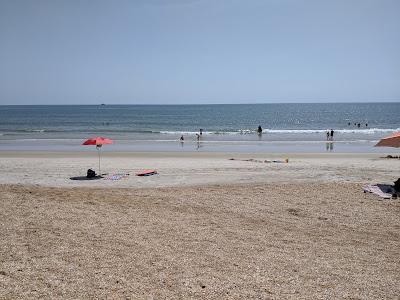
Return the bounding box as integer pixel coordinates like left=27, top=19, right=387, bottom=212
left=70, top=176, right=103, bottom=181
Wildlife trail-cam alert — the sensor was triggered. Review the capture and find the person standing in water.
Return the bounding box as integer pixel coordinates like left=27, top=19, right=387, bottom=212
left=257, top=125, right=263, bottom=134
left=199, top=129, right=203, bottom=136
left=330, top=129, right=334, bottom=141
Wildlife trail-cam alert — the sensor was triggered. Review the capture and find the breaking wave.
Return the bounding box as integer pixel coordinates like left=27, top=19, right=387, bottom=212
left=159, top=128, right=399, bottom=135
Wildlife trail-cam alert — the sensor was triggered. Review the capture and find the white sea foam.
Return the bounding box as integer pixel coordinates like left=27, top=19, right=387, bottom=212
left=23, top=129, right=46, bottom=132
left=159, top=128, right=399, bottom=135
left=266, top=128, right=399, bottom=134
left=160, top=131, right=215, bottom=135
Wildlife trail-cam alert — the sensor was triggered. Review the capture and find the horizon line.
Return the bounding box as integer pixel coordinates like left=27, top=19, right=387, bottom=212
left=1, top=100, right=399, bottom=106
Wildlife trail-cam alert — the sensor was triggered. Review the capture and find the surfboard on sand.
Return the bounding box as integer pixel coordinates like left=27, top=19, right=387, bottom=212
left=136, top=169, right=157, bottom=176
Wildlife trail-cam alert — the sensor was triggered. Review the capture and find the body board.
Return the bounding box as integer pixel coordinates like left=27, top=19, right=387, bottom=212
left=136, top=169, right=157, bottom=176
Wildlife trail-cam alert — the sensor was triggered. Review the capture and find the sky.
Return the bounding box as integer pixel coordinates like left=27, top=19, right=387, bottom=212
left=0, top=0, right=399, bottom=105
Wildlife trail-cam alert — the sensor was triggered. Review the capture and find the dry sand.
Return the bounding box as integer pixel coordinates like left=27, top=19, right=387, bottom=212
left=0, top=152, right=399, bottom=299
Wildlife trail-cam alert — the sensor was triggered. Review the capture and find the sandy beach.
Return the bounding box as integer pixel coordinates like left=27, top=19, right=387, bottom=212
left=0, top=152, right=399, bottom=299
left=0, top=151, right=398, bottom=188
left=2, top=0, right=399, bottom=297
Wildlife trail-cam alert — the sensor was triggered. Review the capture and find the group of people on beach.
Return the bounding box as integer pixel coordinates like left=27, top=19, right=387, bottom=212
left=326, top=129, right=335, bottom=141
left=348, top=122, right=368, bottom=128
left=324, top=121, right=369, bottom=142
left=180, top=126, right=264, bottom=142
left=180, top=128, right=203, bottom=142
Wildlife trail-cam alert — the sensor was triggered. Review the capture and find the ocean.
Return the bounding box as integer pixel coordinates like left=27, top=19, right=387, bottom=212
left=0, top=103, right=399, bottom=152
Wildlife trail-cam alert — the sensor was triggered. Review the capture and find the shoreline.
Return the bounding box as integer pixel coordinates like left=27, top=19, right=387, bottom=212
left=0, top=139, right=398, bottom=153
left=0, top=150, right=395, bottom=158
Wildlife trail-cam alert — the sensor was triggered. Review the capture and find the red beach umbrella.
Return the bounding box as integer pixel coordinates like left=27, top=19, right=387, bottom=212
left=82, top=137, right=113, bottom=146
left=82, top=137, right=113, bottom=174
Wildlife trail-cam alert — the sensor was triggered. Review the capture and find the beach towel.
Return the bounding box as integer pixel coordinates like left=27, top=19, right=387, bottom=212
left=105, top=173, right=129, bottom=181
left=363, top=184, right=395, bottom=199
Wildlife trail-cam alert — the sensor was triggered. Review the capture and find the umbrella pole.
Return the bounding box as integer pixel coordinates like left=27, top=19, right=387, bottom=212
left=98, top=147, right=101, bottom=175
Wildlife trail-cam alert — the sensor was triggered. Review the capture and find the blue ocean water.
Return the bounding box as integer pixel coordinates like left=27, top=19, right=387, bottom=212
left=0, top=103, right=399, bottom=152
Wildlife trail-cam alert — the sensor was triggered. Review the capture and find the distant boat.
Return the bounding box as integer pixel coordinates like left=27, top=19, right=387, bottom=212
left=100, top=103, right=106, bottom=106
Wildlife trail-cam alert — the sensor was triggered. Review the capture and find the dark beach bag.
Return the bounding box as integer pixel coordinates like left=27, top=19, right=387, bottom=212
left=87, top=169, right=96, bottom=178
left=394, top=178, right=400, bottom=192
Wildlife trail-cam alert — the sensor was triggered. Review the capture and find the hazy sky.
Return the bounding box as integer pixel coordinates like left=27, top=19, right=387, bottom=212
left=0, top=0, right=399, bottom=104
